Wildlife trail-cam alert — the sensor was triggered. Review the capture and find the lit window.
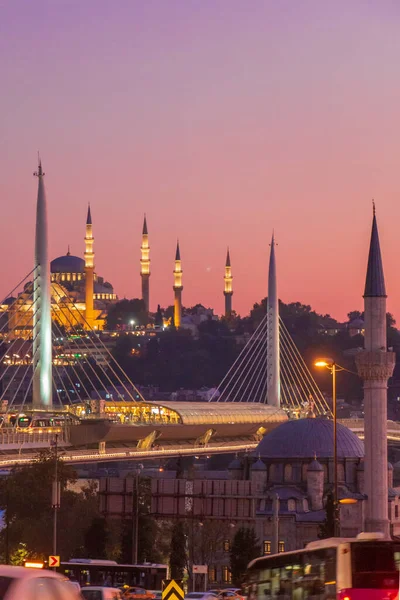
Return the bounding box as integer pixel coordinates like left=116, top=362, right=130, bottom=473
left=223, top=540, right=231, bottom=552
left=209, top=567, right=216, bottom=582
left=263, top=541, right=271, bottom=555
left=222, top=566, right=232, bottom=583
left=279, top=541, right=285, bottom=553
left=284, top=464, right=292, bottom=481
left=288, top=499, right=296, bottom=512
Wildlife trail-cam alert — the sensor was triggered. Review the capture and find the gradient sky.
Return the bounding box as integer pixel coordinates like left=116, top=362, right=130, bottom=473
left=1, top=0, right=400, bottom=320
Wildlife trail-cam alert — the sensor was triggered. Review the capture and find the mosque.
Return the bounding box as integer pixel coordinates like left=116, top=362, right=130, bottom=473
left=1, top=204, right=234, bottom=340
left=0, top=206, right=117, bottom=337
left=98, top=206, right=400, bottom=586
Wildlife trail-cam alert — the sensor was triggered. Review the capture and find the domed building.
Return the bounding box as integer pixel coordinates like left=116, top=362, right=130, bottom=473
left=50, top=249, right=116, bottom=303
left=147, top=417, right=400, bottom=586
left=0, top=206, right=117, bottom=338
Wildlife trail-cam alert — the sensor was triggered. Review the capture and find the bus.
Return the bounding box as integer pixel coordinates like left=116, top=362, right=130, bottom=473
left=246, top=533, right=400, bottom=599
left=58, top=559, right=168, bottom=589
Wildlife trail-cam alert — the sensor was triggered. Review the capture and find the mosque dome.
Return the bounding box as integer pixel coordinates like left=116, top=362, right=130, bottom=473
left=252, top=458, right=267, bottom=471
left=307, top=458, right=323, bottom=472
left=255, top=418, right=364, bottom=459
left=51, top=254, right=85, bottom=274
left=228, top=457, right=243, bottom=470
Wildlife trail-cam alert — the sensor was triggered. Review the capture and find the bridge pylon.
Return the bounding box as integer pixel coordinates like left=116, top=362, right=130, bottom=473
left=32, top=159, right=52, bottom=408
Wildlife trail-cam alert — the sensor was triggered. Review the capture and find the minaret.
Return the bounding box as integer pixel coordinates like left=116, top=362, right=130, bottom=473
left=32, top=159, right=52, bottom=407
left=84, top=204, right=95, bottom=329
left=356, top=204, right=395, bottom=537
left=173, top=241, right=183, bottom=328
left=224, top=248, right=233, bottom=317
left=140, top=214, right=150, bottom=312
left=266, top=233, right=280, bottom=407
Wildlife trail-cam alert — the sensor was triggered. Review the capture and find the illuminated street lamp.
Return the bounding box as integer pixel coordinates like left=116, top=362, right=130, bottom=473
left=314, top=358, right=342, bottom=536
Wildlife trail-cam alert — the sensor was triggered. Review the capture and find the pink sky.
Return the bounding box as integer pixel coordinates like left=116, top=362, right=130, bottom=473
left=1, top=1, right=400, bottom=321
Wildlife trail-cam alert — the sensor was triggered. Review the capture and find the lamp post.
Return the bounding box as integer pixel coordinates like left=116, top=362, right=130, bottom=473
left=129, top=464, right=143, bottom=565
left=51, top=434, right=60, bottom=557
left=314, top=359, right=340, bottom=536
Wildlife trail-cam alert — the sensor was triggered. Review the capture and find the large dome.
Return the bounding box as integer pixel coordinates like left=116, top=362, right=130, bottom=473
left=51, top=255, right=85, bottom=274
left=256, top=418, right=364, bottom=459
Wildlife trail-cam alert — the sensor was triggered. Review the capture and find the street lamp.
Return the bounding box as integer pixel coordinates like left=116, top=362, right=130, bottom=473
left=128, top=464, right=143, bottom=565
left=314, top=358, right=342, bottom=536
left=130, top=319, right=135, bottom=331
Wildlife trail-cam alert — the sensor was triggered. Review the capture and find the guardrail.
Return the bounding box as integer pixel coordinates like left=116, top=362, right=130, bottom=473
left=0, top=429, right=68, bottom=446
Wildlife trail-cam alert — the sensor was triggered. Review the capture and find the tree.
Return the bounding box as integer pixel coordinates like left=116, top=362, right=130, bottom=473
left=155, top=305, right=163, bottom=327
left=318, top=492, right=336, bottom=539
left=84, top=517, right=108, bottom=559
left=0, top=450, right=102, bottom=561
left=106, top=299, right=149, bottom=330
left=347, top=310, right=363, bottom=322
left=230, top=527, right=260, bottom=585
left=169, top=521, right=187, bottom=580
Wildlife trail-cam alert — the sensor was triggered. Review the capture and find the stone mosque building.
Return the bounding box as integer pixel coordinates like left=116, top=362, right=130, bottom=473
left=0, top=206, right=117, bottom=337
left=99, top=207, right=400, bottom=586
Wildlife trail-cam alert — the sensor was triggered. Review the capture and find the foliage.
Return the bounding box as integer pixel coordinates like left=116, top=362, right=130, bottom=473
left=169, top=521, right=187, bottom=580
left=155, top=305, right=163, bottom=327
left=84, top=517, right=108, bottom=559
left=230, top=527, right=261, bottom=585
left=106, top=298, right=149, bottom=330
left=10, top=543, right=29, bottom=566
left=0, top=450, right=101, bottom=562
left=119, top=476, right=164, bottom=564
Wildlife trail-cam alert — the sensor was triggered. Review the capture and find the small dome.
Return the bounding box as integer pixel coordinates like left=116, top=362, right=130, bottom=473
left=94, top=281, right=114, bottom=294
left=255, top=418, right=364, bottom=459
left=349, top=318, right=364, bottom=328
left=252, top=458, right=267, bottom=471
left=228, top=457, right=243, bottom=470
left=307, top=458, right=323, bottom=472
left=51, top=255, right=85, bottom=274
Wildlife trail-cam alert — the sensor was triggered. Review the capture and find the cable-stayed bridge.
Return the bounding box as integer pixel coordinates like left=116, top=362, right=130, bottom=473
left=0, top=161, right=394, bottom=467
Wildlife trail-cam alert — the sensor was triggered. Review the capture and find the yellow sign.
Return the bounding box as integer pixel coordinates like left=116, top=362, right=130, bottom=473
left=48, top=555, right=60, bottom=568
left=162, top=579, right=184, bottom=600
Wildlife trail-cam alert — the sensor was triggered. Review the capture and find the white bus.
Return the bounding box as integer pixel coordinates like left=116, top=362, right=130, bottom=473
left=246, top=533, right=399, bottom=599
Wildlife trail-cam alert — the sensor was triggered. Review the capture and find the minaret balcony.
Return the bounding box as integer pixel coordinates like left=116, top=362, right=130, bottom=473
left=356, top=350, right=395, bottom=381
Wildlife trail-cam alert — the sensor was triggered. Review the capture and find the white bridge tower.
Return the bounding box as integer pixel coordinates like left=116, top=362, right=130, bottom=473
left=32, top=160, right=52, bottom=407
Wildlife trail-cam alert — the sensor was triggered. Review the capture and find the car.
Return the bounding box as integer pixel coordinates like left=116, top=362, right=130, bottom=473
left=218, top=591, right=244, bottom=600
left=185, top=593, right=218, bottom=600
left=0, top=565, right=81, bottom=599
left=121, top=588, right=155, bottom=600
left=81, top=586, right=124, bottom=600
left=148, top=591, right=162, bottom=600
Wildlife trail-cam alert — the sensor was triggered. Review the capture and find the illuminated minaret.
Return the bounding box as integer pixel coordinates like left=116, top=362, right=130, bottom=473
left=140, top=214, right=150, bottom=312
left=32, top=159, right=52, bottom=407
left=224, top=248, right=233, bottom=317
left=356, top=204, right=395, bottom=537
left=173, top=241, right=183, bottom=328
left=84, top=204, right=95, bottom=329
left=266, top=233, right=280, bottom=407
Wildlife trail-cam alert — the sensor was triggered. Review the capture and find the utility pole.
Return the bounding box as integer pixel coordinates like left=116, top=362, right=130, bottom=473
left=52, top=434, right=60, bottom=557
left=130, top=465, right=143, bottom=565
left=271, top=493, right=279, bottom=555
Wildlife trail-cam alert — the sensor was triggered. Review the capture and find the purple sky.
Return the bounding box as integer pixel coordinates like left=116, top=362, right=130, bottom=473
left=1, top=1, right=400, bottom=319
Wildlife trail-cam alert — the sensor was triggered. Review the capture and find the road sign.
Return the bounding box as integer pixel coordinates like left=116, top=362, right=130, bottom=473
left=193, top=565, right=208, bottom=574
left=48, top=556, right=60, bottom=568
left=162, top=579, right=184, bottom=600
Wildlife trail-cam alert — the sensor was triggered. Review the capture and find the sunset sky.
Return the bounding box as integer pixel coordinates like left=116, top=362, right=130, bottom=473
left=1, top=1, right=400, bottom=321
